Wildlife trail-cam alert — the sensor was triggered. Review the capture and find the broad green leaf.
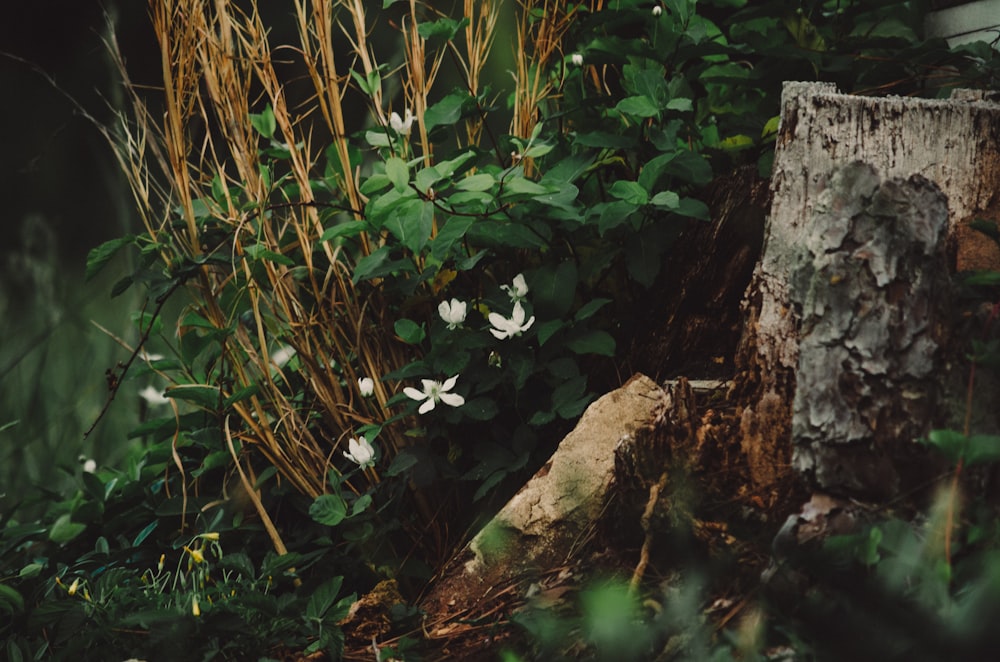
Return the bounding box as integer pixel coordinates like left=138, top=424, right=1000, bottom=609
left=456, top=173, right=495, bottom=192
left=418, top=16, right=469, bottom=42
left=425, top=91, right=469, bottom=131
left=49, top=514, right=86, bottom=544
left=385, top=156, right=409, bottom=192
left=244, top=244, right=295, bottom=266
left=0, top=584, right=25, bottom=615
left=394, top=318, right=426, bottom=344
left=431, top=216, right=476, bottom=261
left=309, top=494, right=348, bottom=526
left=537, top=319, right=565, bottom=346
left=384, top=199, right=434, bottom=253
left=650, top=191, right=680, bottom=209
left=503, top=177, right=551, bottom=197
left=565, top=329, right=615, bottom=356
left=532, top=261, right=577, bottom=319
left=575, top=298, right=611, bottom=322
left=386, top=449, right=419, bottom=477
left=319, top=221, right=368, bottom=243
left=306, top=576, right=345, bottom=621
left=610, top=180, right=648, bottom=206
left=165, top=385, right=222, bottom=409
left=352, top=246, right=391, bottom=283
left=86, top=235, right=134, bottom=281
left=249, top=104, right=276, bottom=139
left=615, top=95, right=660, bottom=118
left=666, top=97, right=693, bottom=112
left=676, top=197, right=710, bottom=221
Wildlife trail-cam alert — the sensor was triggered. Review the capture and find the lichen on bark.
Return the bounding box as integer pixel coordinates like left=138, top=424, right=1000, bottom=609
left=789, top=162, right=951, bottom=498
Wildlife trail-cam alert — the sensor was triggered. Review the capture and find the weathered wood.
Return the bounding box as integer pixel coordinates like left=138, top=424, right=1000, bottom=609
left=789, top=162, right=951, bottom=498
left=734, top=82, right=1000, bottom=499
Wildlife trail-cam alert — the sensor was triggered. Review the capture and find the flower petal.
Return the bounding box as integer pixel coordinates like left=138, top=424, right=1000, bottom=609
left=442, top=375, right=459, bottom=391
left=418, top=398, right=436, bottom=414
left=404, top=387, right=427, bottom=401
left=439, top=392, right=465, bottom=408
left=490, top=328, right=509, bottom=340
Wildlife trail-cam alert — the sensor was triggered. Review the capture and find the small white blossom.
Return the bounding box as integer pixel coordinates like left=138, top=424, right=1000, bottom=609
left=438, top=298, right=468, bottom=329
left=358, top=377, right=375, bottom=397
left=489, top=301, right=536, bottom=340
left=271, top=345, right=296, bottom=368
left=139, top=385, right=170, bottom=407
left=344, top=436, right=376, bottom=469
left=82, top=458, right=97, bottom=474
left=570, top=53, right=584, bottom=67
left=501, top=273, right=530, bottom=302
left=403, top=376, right=465, bottom=414
left=653, top=5, right=662, bottom=16
left=389, top=109, right=415, bottom=136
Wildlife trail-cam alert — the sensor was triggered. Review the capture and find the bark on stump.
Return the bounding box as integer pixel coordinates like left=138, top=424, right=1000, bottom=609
left=735, top=82, right=1000, bottom=502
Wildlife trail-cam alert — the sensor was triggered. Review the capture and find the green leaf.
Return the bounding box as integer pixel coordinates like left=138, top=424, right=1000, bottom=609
left=650, top=191, right=680, bottom=209
left=385, top=199, right=434, bottom=253
left=610, top=180, right=648, bottom=206
left=532, top=261, right=578, bottom=319
left=353, top=246, right=391, bottom=283
left=462, top=397, right=500, bottom=421
left=319, top=220, right=369, bottom=243
left=923, top=429, right=968, bottom=465
left=504, top=177, right=551, bottom=197
left=565, top=329, right=615, bottom=356
left=616, top=95, right=660, bottom=118
left=666, top=97, right=693, bottom=112
left=386, top=449, right=419, bottom=477
left=309, top=494, right=348, bottom=526
left=536, top=319, right=565, bottom=346
left=964, top=271, right=1000, bottom=287
left=49, top=514, right=86, bottom=544
left=165, top=385, right=222, bottom=409
left=966, top=435, right=1000, bottom=466
left=456, top=173, right=496, bottom=192
left=0, top=584, right=25, bottom=615
left=249, top=104, right=276, bottom=139
left=86, top=235, right=134, bottom=281
left=431, top=216, right=476, bottom=261
left=575, top=298, right=611, bottom=322
left=418, top=16, right=469, bottom=42
left=245, top=244, right=295, bottom=266
left=385, top=156, right=410, bottom=192
left=132, top=520, right=159, bottom=547
left=676, top=197, right=710, bottom=221
left=225, top=384, right=260, bottom=408
left=394, top=319, right=426, bottom=344
left=425, top=91, right=469, bottom=131
left=306, top=576, right=345, bottom=621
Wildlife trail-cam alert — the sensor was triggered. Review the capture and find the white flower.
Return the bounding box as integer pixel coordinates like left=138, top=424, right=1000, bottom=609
left=139, top=385, right=170, bottom=406
left=344, top=436, right=376, bottom=469
left=500, top=273, right=529, bottom=302
left=389, top=109, right=415, bottom=136
left=438, top=298, right=468, bottom=329
left=570, top=53, right=584, bottom=67
left=489, top=301, right=536, bottom=340
left=271, top=345, right=296, bottom=368
left=82, top=458, right=97, bottom=474
left=404, top=376, right=465, bottom=414
left=653, top=5, right=662, bottom=16
left=358, top=377, right=375, bottom=397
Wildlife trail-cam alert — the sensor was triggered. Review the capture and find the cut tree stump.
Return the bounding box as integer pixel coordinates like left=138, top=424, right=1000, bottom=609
left=735, top=81, right=1000, bottom=502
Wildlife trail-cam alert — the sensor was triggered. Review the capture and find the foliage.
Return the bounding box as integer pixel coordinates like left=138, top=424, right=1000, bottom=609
left=7, top=0, right=1000, bottom=659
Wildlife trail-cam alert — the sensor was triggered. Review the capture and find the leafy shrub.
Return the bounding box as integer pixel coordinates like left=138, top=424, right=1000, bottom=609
left=6, top=0, right=1000, bottom=659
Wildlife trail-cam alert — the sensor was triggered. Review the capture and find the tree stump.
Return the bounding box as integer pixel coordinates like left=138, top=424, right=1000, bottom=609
left=735, top=82, right=1000, bottom=502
